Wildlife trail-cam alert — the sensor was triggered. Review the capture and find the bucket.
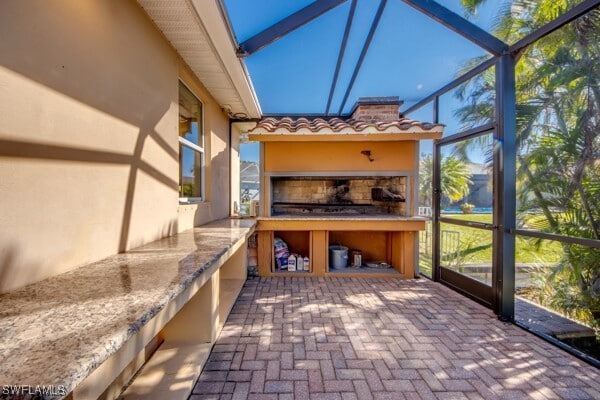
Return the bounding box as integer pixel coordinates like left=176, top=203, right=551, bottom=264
left=329, top=245, right=348, bottom=269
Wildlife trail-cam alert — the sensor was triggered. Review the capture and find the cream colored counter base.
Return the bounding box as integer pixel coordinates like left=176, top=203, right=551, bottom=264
left=117, top=238, right=248, bottom=400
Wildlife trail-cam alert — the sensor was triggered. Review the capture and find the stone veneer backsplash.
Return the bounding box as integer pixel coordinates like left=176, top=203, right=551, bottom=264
left=272, top=177, right=407, bottom=215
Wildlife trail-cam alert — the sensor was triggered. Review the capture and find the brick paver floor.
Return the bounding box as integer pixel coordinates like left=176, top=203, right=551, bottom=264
left=191, top=277, right=599, bottom=400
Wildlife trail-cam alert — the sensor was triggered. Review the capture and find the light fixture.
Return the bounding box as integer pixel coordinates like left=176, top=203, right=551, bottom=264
left=361, top=150, right=374, bottom=162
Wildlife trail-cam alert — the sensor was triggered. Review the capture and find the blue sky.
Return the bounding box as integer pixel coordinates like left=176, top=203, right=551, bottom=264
left=225, top=0, right=509, bottom=162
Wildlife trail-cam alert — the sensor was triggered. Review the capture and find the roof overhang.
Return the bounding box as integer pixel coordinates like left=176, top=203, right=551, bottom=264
left=137, top=0, right=261, bottom=119
left=248, top=117, right=444, bottom=142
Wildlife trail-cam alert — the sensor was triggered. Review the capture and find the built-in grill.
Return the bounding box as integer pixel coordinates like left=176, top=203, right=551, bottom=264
left=270, top=176, right=407, bottom=217
left=247, top=97, right=444, bottom=277
left=272, top=203, right=390, bottom=216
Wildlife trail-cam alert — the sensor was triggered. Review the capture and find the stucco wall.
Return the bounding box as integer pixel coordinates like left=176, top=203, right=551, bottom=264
left=0, top=0, right=231, bottom=293
left=264, top=141, right=416, bottom=172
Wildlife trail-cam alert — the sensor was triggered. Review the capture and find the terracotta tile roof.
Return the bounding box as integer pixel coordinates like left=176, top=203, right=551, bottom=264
left=249, top=116, right=444, bottom=135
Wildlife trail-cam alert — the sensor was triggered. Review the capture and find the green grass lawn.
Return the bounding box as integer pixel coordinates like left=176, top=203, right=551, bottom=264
left=420, top=214, right=563, bottom=265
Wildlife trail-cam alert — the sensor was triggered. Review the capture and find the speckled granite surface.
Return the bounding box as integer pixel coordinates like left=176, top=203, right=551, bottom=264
left=0, top=218, right=255, bottom=398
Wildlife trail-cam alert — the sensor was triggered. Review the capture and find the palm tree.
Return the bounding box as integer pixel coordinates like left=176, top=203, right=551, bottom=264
left=456, top=0, right=600, bottom=327
left=420, top=154, right=473, bottom=209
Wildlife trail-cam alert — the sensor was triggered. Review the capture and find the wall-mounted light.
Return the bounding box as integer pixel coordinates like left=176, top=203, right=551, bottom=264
left=361, top=150, right=374, bottom=162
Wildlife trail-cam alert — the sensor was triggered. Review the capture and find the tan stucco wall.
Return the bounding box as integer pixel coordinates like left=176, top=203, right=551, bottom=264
left=0, top=0, right=232, bottom=293
left=264, top=141, right=416, bottom=172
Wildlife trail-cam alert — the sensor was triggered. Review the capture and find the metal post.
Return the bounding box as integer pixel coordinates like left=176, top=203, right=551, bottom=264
left=494, top=53, right=516, bottom=321
left=432, top=97, right=441, bottom=281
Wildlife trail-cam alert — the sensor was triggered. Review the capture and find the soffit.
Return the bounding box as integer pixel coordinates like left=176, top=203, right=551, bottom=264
left=137, top=0, right=261, bottom=119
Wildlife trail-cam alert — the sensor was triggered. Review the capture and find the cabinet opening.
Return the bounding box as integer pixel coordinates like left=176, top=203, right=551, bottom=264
left=273, top=231, right=311, bottom=273
left=327, top=231, right=402, bottom=275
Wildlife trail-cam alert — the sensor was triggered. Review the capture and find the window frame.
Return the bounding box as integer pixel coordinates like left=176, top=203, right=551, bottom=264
left=178, top=79, right=205, bottom=203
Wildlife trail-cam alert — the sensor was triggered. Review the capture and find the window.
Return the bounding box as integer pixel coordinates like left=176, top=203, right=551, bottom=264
left=178, top=81, right=204, bottom=200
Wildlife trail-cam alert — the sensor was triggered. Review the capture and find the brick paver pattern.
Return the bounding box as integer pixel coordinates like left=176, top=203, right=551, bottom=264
left=191, top=277, right=599, bottom=400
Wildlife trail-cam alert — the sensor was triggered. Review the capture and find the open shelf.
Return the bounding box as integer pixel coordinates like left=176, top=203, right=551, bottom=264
left=257, top=219, right=419, bottom=278
left=123, top=244, right=248, bottom=399
left=273, top=230, right=311, bottom=273
left=120, top=342, right=212, bottom=400
left=219, top=278, right=245, bottom=324
left=327, top=231, right=402, bottom=274
left=218, top=245, right=247, bottom=330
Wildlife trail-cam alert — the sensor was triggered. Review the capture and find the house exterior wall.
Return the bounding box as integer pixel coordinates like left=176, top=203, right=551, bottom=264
left=0, top=0, right=232, bottom=293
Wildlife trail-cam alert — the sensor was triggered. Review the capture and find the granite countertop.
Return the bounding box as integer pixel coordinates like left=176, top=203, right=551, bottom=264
left=0, top=218, right=256, bottom=397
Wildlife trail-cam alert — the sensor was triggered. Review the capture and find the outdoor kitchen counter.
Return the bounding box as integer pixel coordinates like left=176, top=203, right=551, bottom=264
left=0, top=218, right=256, bottom=399
left=256, top=215, right=427, bottom=231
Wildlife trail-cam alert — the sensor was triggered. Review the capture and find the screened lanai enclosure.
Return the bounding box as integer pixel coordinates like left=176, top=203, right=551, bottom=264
left=226, top=0, right=600, bottom=365
left=4, top=1, right=600, bottom=398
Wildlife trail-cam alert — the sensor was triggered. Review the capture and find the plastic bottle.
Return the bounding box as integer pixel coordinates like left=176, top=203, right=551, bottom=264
left=303, top=256, right=310, bottom=271
left=287, top=254, right=297, bottom=271
left=296, top=255, right=304, bottom=272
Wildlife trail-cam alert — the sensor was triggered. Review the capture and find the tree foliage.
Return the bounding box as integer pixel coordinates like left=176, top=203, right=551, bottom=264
left=420, top=154, right=472, bottom=208
left=459, top=0, right=600, bottom=328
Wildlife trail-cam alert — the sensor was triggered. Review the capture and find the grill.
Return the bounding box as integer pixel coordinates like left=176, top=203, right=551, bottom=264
left=270, top=176, right=407, bottom=217
left=271, top=202, right=392, bottom=216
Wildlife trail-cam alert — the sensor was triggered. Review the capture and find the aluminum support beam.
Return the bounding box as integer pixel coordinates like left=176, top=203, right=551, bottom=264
left=510, top=0, right=600, bottom=56
left=438, top=217, right=495, bottom=231
left=401, top=0, right=507, bottom=56
left=237, top=0, right=348, bottom=57
left=431, top=96, right=439, bottom=281
left=494, top=53, right=516, bottom=322
left=403, top=57, right=496, bottom=116
left=326, top=0, right=358, bottom=115
left=437, top=122, right=495, bottom=146
left=337, top=0, right=388, bottom=114
left=513, top=229, right=600, bottom=249
left=432, top=140, right=441, bottom=282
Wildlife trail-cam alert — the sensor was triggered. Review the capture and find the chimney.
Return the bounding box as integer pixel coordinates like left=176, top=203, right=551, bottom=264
left=350, top=96, right=403, bottom=123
